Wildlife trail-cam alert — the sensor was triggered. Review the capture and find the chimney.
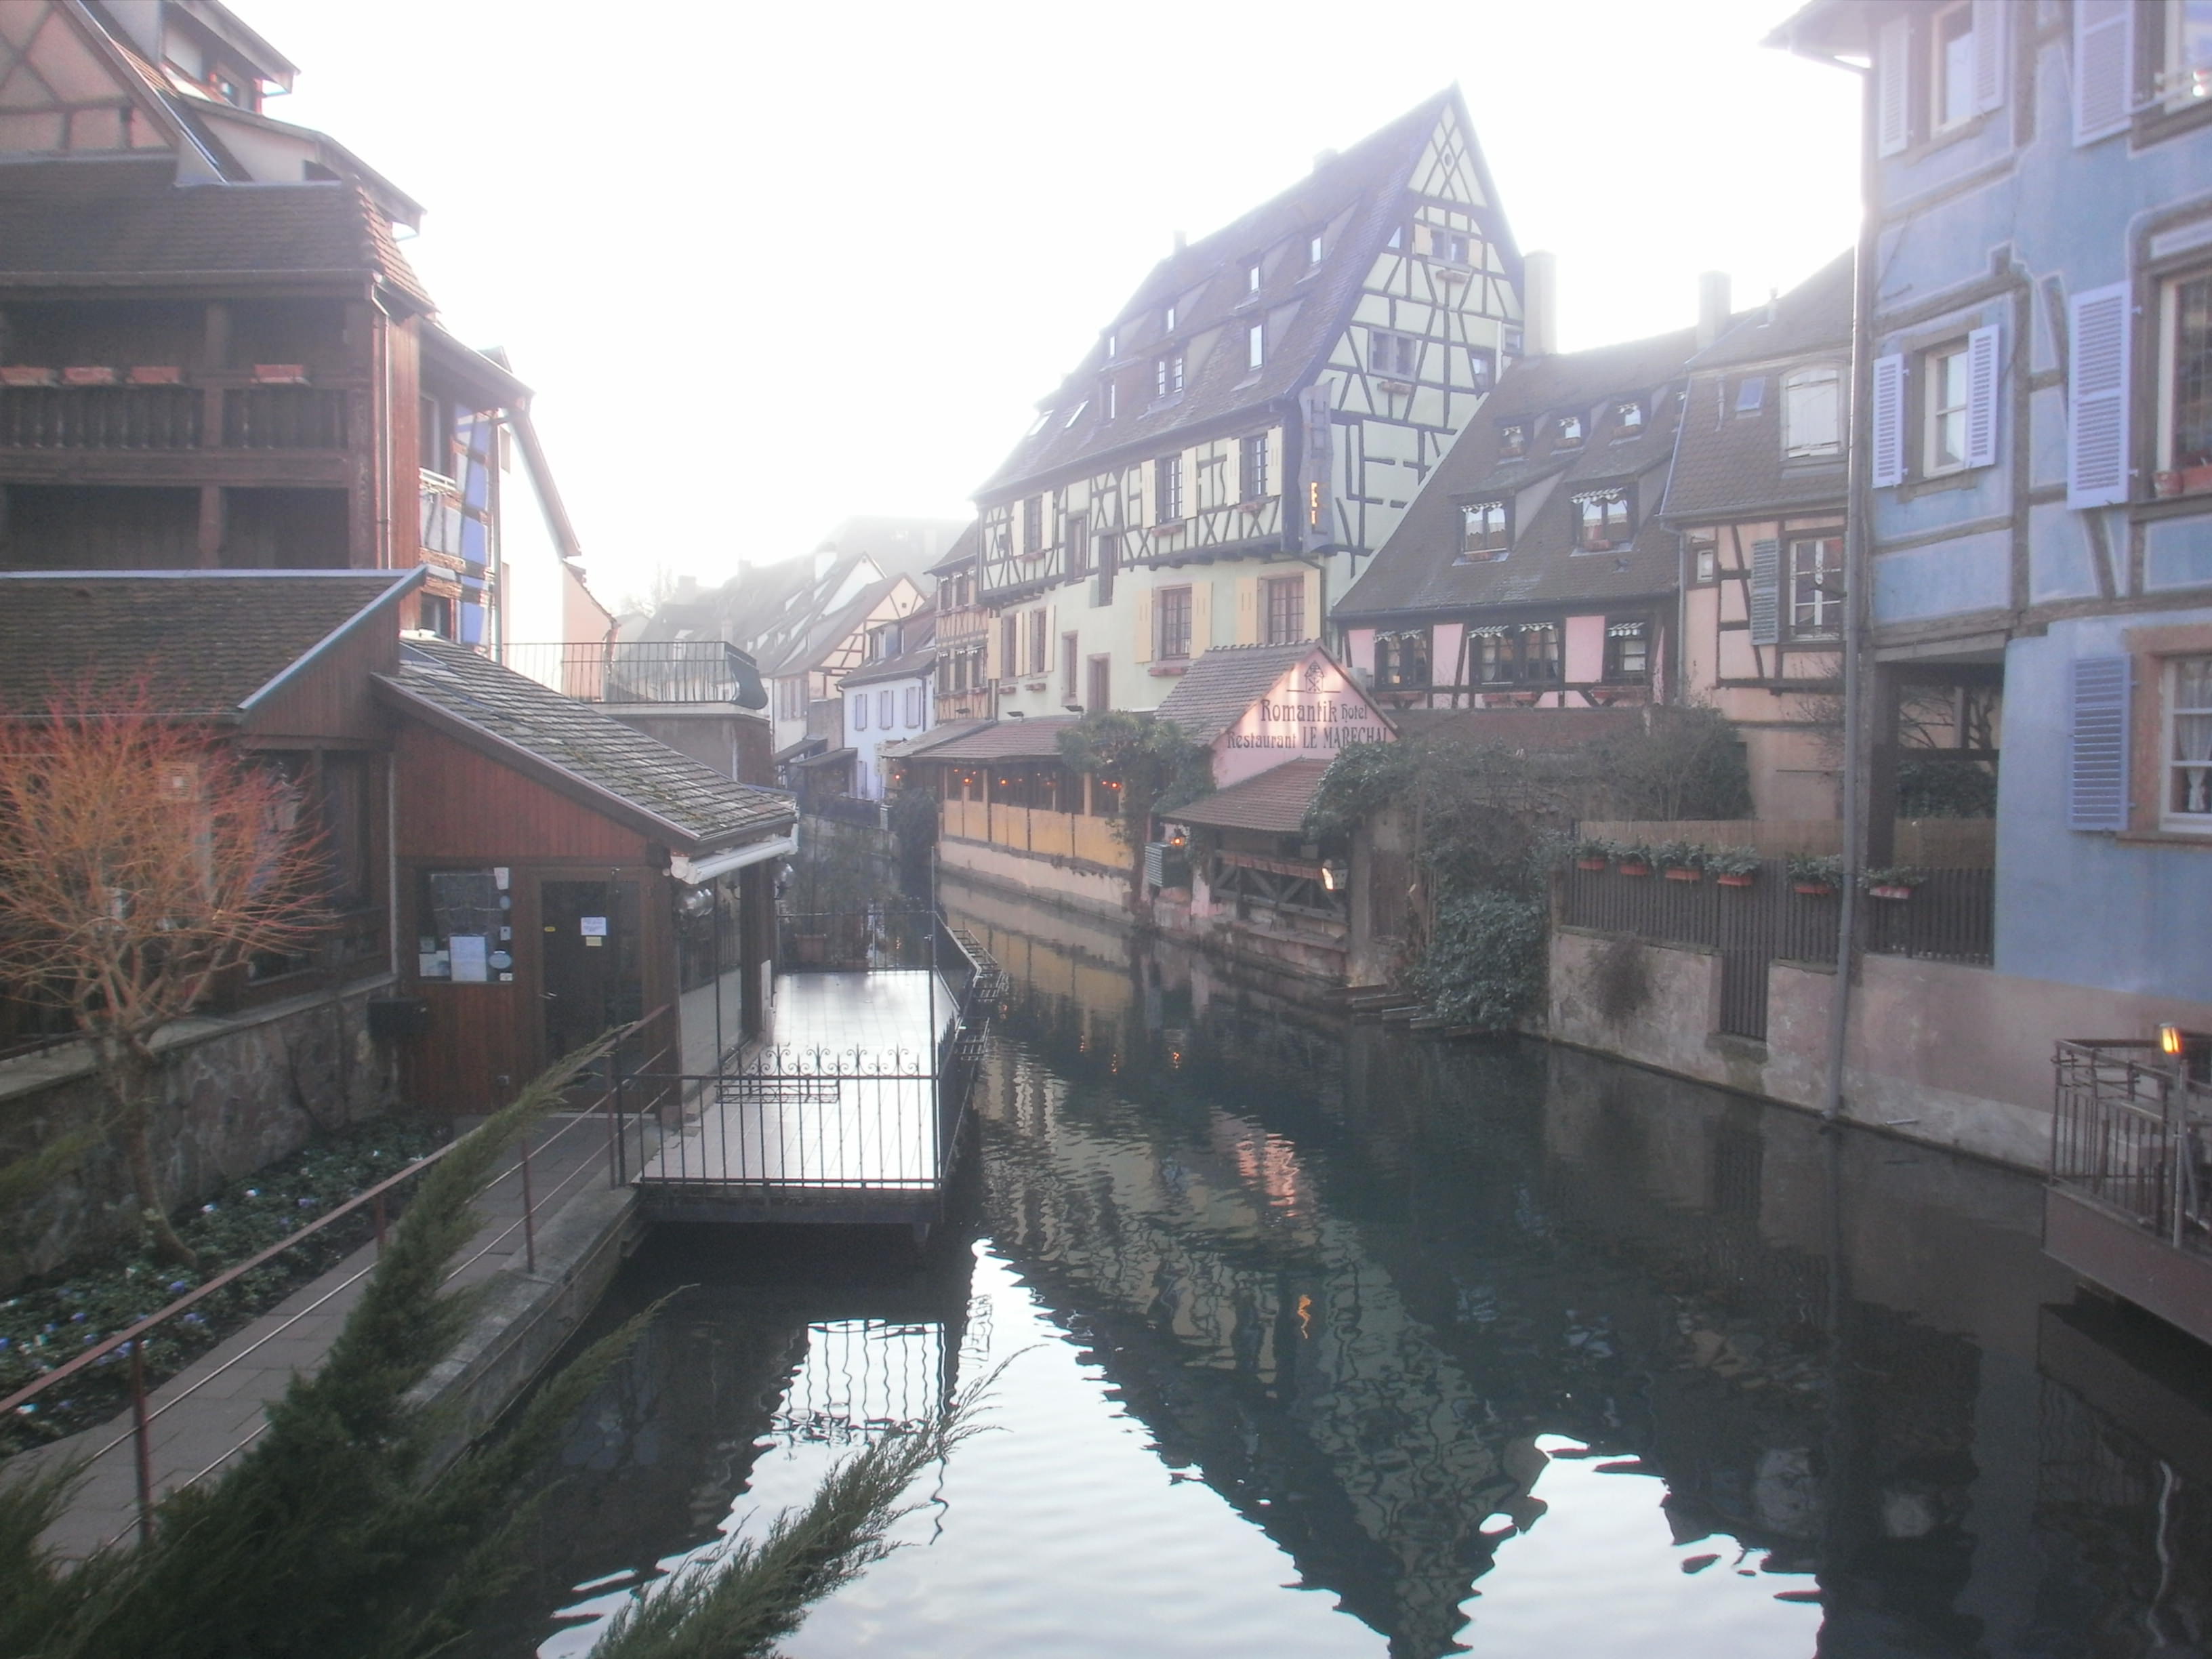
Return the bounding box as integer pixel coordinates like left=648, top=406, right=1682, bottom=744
left=1697, top=270, right=1732, bottom=350
left=1313, top=147, right=1339, bottom=171
left=1521, top=251, right=1558, bottom=359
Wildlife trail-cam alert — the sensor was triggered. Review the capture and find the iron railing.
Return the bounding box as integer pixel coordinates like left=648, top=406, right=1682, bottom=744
left=499, top=640, right=764, bottom=707
left=2051, top=1039, right=2212, bottom=1254
left=809, top=794, right=889, bottom=832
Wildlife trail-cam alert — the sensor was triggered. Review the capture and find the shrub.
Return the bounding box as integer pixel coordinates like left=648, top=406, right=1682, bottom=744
left=1705, top=845, right=1762, bottom=878
left=1787, top=853, right=1843, bottom=888
left=1412, top=890, right=1549, bottom=1033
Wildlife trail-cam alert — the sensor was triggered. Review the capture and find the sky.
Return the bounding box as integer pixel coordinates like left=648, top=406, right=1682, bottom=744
left=245, top=0, right=1861, bottom=603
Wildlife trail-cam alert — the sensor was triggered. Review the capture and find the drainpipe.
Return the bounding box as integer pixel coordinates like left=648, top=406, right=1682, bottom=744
left=1824, top=57, right=1878, bottom=1124
left=369, top=285, right=397, bottom=573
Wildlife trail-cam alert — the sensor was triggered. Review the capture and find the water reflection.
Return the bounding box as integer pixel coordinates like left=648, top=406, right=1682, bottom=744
left=478, top=887, right=2212, bottom=1659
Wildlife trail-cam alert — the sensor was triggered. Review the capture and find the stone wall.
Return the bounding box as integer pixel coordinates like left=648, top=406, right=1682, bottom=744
left=0, top=977, right=400, bottom=1287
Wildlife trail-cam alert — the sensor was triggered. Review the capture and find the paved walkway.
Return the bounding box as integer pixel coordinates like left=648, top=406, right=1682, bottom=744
left=14, top=1114, right=612, bottom=1560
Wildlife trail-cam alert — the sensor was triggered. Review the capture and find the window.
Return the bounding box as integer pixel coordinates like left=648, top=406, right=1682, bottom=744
left=1498, top=420, right=1528, bottom=458
left=1613, top=400, right=1644, bottom=437
left=2160, top=268, right=2212, bottom=480
left=1022, top=495, right=1044, bottom=554
left=417, top=592, right=454, bottom=638
left=1734, top=376, right=1766, bottom=415
left=2168, top=655, right=2212, bottom=830
left=1095, top=533, right=1118, bottom=605
left=1470, top=347, right=1496, bottom=390
left=1068, top=517, right=1090, bottom=577
left=1088, top=655, right=1111, bottom=714
left=1308, top=232, right=1325, bottom=266
left=1155, top=352, right=1185, bottom=398
left=1472, top=623, right=1561, bottom=684
left=1103, top=378, right=1118, bottom=421
left=1784, top=366, right=1842, bottom=457
left=1027, top=609, right=1048, bottom=676
left=1789, top=536, right=1842, bottom=635
left=1240, top=433, right=1270, bottom=501
left=1924, top=341, right=1971, bottom=474
left=1690, top=533, right=1719, bottom=583
left=1603, top=620, right=1650, bottom=682
left=415, top=869, right=506, bottom=983
left=2162, top=0, right=2212, bottom=106
left=878, top=689, right=893, bottom=728
left=1247, top=323, right=1265, bottom=371
left=1196, top=447, right=1229, bottom=512
left=1371, top=329, right=1418, bottom=380
left=1262, top=575, right=1305, bottom=644
left=1163, top=305, right=1177, bottom=333
left=1376, top=630, right=1431, bottom=689
left=1061, top=632, right=1079, bottom=701
left=417, top=396, right=452, bottom=474
left=1555, top=413, right=1584, bottom=447
left=999, top=614, right=1017, bottom=680
left=852, top=691, right=867, bottom=731
left=1460, top=499, right=1510, bottom=558
left=1432, top=228, right=1471, bottom=264
left=1154, top=453, right=1184, bottom=521
left=1931, top=3, right=1977, bottom=132
left=1156, top=586, right=1193, bottom=659
left=1246, top=262, right=1262, bottom=296
left=1573, top=488, right=1631, bottom=551
left=906, top=686, right=923, bottom=725
left=1063, top=400, right=1088, bottom=428
left=1105, top=329, right=1120, bottom=359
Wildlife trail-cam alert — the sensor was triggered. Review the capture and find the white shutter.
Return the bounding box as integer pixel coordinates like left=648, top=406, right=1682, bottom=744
left=2068, top=283, right=2131, bottom=508
left=1133, top=590, right=1153, bottom=664
left=1301, top=569, right=1321, bottom=642
left=1870, top=353, right=1906, bottom=488
left=1748, top=538, right=1782, bottom=647
left=2074, top=0, right=2135, bottom=144
left=2067, top=656, right=2132, bottom=830
left=1235, top=576, right=1260, bottom=645
left=1971, top=0, right=2007, bottom=113
left=1877, top=17, right=1911, bottom=156
left=1964, top=323, right=2001, bottom=470
left=1190, top=581, right=1212, bottom=655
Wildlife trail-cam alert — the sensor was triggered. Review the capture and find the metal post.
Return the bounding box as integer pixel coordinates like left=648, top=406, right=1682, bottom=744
left=520, top=1132, right=537, bottom=1274
left=129, top=1338, right=154, bottom=1545
left=372, top=1189, right=386, bottom=1255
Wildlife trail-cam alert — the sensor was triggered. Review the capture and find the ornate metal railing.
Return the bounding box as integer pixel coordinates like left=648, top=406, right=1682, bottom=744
left=2051, top=1039, right=2212, bottom=1254
left=500, top=640, right=764, bottom=708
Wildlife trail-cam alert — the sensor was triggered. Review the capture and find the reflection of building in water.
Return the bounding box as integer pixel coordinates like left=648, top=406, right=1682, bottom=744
left=771, top=1319, right=956, bottom=1446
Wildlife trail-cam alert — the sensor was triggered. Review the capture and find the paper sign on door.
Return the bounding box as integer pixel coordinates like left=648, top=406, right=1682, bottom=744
left=580, top=916, right=608, bottom=937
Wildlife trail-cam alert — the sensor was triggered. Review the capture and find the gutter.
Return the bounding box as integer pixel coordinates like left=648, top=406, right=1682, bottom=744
left=669, top=832, right=799, bottom=886
left=237, top=567, right=424, bottom=713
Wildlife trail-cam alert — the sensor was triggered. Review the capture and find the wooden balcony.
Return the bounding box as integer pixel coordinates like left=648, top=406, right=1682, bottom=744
left=0, top=384, right=356, bottom=487
left=2046, top=1039, right=2212, bottom=1345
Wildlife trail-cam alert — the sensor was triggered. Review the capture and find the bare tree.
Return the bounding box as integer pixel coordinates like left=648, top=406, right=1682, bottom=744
left=0, top=680, right=330, bottom=1264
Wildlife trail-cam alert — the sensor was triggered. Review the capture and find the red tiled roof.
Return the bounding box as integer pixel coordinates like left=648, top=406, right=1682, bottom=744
left=1168, top=758, right=1332, bottom=834
left=915, top=717, right=1080, bottom=762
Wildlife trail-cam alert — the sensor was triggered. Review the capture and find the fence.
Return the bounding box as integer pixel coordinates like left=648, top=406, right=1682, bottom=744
left=1557, top=860, right=1994, bottom=1041
left=2051, top=1039, right=2212, bottom=1254
left=498, top=640, right=762, bottom=706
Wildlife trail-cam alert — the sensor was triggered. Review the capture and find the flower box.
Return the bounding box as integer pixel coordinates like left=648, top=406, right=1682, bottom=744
left=251, top=364, right=310, bottom=384
left=1618, top=861, right=1651, bottom=878
left=1717, top=872, right=1756, bottom=888
left=1867, top=883, right=1916, bottom=901
left=62, top=365, right=117, bottom=386
left=1793, top=882, right=1835, bottom=897
left=1663, top=867, right=1702, bottom=882
left=1575, top=857, right=1607, bottom=871
left=0, top=366, right=57, bottom=387
left=128, top=365, right=184, bottom=385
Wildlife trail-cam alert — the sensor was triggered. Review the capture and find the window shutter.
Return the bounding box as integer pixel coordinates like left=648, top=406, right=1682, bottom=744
left=2068, top=655, right=2132, bottom=830
left=1971, top=0, right=2007, bottom=112
left=1870, top=353, right=1906, bottom=488
left=1876, top=17, right=1911, bottom=156
left=2067, top=282, right=2131, bottom=508
left=1748, top=538, right=1782, bottom=647
left=1191, top=582, right=1212, bottom=656
left=2074, top=0, right=2135, bottom=144
left=1134, top=590, right=1153, bottom=664
left=1964, top=323, right=2001, bottom=469
left=1302, top=569, right=1321, bottom=642
left=1235, top=576, right=1260, bottom=645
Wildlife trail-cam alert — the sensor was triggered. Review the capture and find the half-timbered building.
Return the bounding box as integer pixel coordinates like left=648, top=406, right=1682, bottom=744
left=971, top=89, right=1521, bottom=724
left=1660, top=255, right=1853, bottom=819
left=1334, top=321, right=1702, bottom=720
left=0, top=0, right=593, bottom=650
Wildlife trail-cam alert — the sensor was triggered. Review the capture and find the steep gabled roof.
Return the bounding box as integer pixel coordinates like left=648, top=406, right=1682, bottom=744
left=1335, top=327, right=1704, bottom=621
left=979, top=89, right=1501, bottom=497
left=757, top=574, right=916, bottom=679
left=0, top=178, right=433, bottom=307
left=1153, top=642, right=1319, bottom=743
left=379, top=638, right=793, bottom=851
left=0, top=569, right=413, bottom=718
left=1662, top=253, right=1853, bottom=524
left=839, top=644, right=936, bottom=691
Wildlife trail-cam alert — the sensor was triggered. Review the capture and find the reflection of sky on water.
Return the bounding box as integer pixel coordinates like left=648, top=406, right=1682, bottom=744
left=541, top=1251, right=1823, bottom=1659
left=1462, top=1434, right=1820, bottom=1656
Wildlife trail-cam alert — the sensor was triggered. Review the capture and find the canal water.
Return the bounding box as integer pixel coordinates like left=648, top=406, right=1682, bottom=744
left=472, top=893, right=2212, bottom=1658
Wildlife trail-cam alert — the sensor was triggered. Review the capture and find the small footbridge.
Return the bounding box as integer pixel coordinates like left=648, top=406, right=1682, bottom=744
left=609, top=904, right=1003, bottom=1237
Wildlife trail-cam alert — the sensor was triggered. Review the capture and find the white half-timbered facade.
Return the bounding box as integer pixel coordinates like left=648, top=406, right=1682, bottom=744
left=973, top=89, right=1521, bottom=722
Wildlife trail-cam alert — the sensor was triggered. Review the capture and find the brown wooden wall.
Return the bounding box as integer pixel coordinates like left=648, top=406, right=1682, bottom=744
left=240, top=612, right=400, bottom=747
left=393, top=720, right=653, bottom=864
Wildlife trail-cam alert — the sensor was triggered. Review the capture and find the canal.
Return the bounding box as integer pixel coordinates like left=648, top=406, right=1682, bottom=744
left=471, top=891, right=2212, bottom=1658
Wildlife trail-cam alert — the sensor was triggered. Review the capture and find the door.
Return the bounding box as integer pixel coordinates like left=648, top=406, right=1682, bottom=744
left=539, top=879, right=642, bottom=1072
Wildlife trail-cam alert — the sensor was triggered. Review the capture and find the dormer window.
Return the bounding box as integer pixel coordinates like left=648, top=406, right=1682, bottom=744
left=1573, top=487, right=1633, bottom=552
left=1308, top=233, right=1324, bottom=266
left=1734, top=376, right=1766, bottom=415
left=1555, top=413, right=1584, bottom=448
left=1105, top=329, right=1119, bottom=359
left=1103, top=378, right=1118, bottom=421
left=1155, top=352, right=1185, bottom=398
left=1613, top=401, right=1644, bottom=437
left=1246, top=262, right=1263, bottom=296
left=1460, top=499, right=1510, bottom=560
left=1163, top=305, right=1177, bottom=333
left=1783, top=366, right=1841, bottom=457
left=1247, top=323, right=1265, bottom=371
left=1063, top=400, right=1088, bottom=428
left=1371, top=329, right=1419, bottom=380
left=1432, top=228, right=1472, bottom=265
left=1498, top=420, right=1528, bottom=459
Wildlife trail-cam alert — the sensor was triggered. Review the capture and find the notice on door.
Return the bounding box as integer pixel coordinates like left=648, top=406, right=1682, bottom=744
left=579, top=916, right=608, bottom=937
left=449, top=934, right=489, bottom=983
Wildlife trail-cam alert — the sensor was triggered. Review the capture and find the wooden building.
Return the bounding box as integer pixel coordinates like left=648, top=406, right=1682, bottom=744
left=0, top=0, right=595, bottom=650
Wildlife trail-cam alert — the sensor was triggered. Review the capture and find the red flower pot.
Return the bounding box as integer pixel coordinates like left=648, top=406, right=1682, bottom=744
left=1868, top=884, right=1915, bottom=901
left=1793, top=882, right=1835, bottom=897
left=1663, top=867, right=1702, bottom=882
left=1717, top=873, right=1755, bottom=888
left=1575, top=857, right=1607, bottom=871
left=1618, top=862, right=1651, bottom=878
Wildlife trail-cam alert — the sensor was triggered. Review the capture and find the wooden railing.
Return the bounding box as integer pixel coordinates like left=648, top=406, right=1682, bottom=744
left=0, top=386, right=350, bottom=451
left=941, top=798, right=1123, bottom=865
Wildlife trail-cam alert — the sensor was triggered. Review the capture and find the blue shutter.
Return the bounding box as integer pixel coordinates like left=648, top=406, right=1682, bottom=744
left=1964, top=324, right=2001, bottom=470
left=1876, top=18, right=1911, bottom=156
left=2068, top=284, right=2131, bottom=508
left=2068, top=655, right=2132, bottom=830
left=1870, top=354, right=1906, bottom=488
left=1973, top=0, right=2007, bottom=112
left=2074, top=0, right=2135, bottom=145
left=1748, top=538, right=1782, bottom=647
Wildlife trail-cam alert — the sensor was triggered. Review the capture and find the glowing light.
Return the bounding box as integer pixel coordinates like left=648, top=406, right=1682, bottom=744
left=2160, top=1023, right=2185, bottom=1057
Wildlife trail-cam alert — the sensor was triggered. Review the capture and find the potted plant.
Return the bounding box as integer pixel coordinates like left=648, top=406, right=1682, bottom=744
left=1616, top=842, right=1654, bottom=878
left=1656, top=840, right=1705, bottom=882
left=1568, top=836, right=1612, bottom=872
left=1788, top=853, right=1842, bottom=897
left=1862, top=866, right=1923, bottom=901
left=1708, top=846, right=1761, bottom=888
